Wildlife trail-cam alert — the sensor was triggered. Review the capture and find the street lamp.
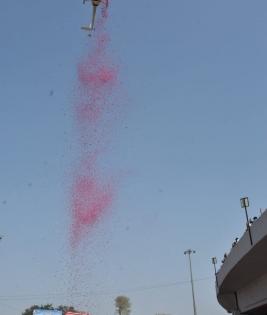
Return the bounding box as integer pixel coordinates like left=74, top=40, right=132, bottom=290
left=211, top=257, right=218, bottom=287
left=240, top=197, right=253, bottom=245
left=184, top=249, right=197, bottom=315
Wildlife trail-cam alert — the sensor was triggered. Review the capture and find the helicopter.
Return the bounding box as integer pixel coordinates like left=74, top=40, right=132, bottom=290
left=81, top=0, right=108, bottom=36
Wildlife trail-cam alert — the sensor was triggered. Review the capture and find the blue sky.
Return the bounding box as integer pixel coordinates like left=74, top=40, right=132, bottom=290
left=1, top=1, right=267, bottom=315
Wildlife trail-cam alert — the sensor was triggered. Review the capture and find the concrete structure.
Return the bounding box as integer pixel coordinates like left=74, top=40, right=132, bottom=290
left=216, top=209, right=267, bottom=315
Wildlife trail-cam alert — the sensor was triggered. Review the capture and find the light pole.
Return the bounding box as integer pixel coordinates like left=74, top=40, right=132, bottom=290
left=184, top=249, right=197, bottom=315
left=212, top=257, right=218, bottom=287
left=240, top=197, right=253, bottom=245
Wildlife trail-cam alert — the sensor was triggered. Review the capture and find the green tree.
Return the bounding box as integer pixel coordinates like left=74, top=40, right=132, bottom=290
left=115, top=296, right=131, bottom=315
left=57, top=305, right=77, bottom=314
left=22, top=304, right=78, bottom=315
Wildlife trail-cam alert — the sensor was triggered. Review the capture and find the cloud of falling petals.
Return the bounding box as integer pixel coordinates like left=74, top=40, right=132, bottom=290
left=70, top=0, right=119, bottom=249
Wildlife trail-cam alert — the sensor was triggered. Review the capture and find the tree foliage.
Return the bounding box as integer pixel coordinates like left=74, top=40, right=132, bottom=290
left=22, top=304, right=78, bottom=315
left=115, top=296, right=131, bottom=315
left=57, top=305, right=76, bottom=314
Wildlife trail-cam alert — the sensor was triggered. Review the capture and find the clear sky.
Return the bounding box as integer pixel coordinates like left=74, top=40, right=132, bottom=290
left=1, top=1, right=267, bottom=315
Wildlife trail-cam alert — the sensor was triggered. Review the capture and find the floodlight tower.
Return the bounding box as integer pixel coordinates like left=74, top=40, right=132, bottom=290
left=184, top=249, right=197, bottom=315
left=212, top=257, right=218, bottom=287
left=240, top=197, right=253, bottom=245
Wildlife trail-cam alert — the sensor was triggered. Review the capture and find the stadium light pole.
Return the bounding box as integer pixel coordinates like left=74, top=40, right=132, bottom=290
left=212, top=257, right=218, bottom=287
left=240, top=197, right=253, bottom=245
left=184, top=249, right=197, bottom=315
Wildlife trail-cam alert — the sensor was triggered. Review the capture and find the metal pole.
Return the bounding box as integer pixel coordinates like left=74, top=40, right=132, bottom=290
left=245, top=205, right=253, bottom=245
left=185, top=250, right=197, bottom=315
left=213, top=262, right=217, bottom=275
left=212, top=260, right=218, bottom=287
